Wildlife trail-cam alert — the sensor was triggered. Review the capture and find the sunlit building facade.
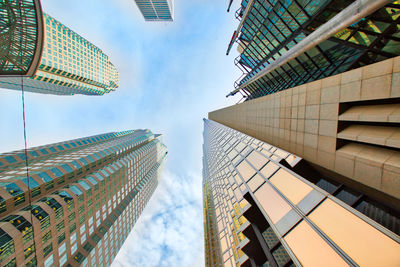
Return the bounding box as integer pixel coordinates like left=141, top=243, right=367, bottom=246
left=226, top=0, right=400, bottom=100
left=0, top=13, right=118, bottom=95
left=203, top=119, right=400, bottom=266
left=134, top=0, right=174, bottom=21
left=0, top=130, right=167, bottom=266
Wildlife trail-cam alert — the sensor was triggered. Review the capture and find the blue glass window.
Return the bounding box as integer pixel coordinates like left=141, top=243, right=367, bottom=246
left=78, top=181, right=90, bottom=190
left=50, top=168, right=63, bottom=178
left=64, top=144, right=71, bottom=149
left=61, top=164, right=73, bottom=173
left=71, top=161, right=81, bottom=169
left=38, top=172, right=52, bottom=182
left=4, top=156, right=17, bottom=164
left=95, top=173, right=104, bottom=181
left=68, top=185, right=83, bottom=196
left=17, top=153, right=27, bottom=161
left=29, top=151, right=40, bottom=157
left=56, top=145, right=65, bottom=151
left=22, top=177, right=40, bottom=189
left=1, top=183, right=23, bottom=196
left=79, top=158, right=89, bottom=166
left=49, top=147, right=57, bottom=153
left=87, top=177, right=98, bottom=185
left=86, top=155, right=95, bottom=163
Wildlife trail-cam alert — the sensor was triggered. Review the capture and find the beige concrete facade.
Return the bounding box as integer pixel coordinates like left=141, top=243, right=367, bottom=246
left=210, top=56, right=400, bottom=204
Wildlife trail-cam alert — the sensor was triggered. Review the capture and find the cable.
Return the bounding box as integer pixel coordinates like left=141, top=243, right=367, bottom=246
left=20, top=46, right=38, bottom=267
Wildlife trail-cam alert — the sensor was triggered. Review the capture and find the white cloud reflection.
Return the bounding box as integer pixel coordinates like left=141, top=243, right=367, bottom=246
left=112, top=170, right=204, bottom=267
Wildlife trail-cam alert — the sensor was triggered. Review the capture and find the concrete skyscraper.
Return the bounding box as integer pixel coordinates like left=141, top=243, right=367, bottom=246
left=0, top=130, right=167, bottom=266
left=203, top=0, right=400, bottom=266
left=203, top=119, right=400, bottom=266
left=134, top=0, right=174, bottom=22
left=0, top=1, right=118, bottom=95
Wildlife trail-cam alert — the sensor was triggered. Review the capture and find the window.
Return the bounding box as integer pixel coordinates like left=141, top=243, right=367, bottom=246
left=24, top=243, right=35, bottom=259
left=60, top=253, right=67, bottom=266
left=83, top=242, right=94, bottom=253
left=0, top=228, right=15, bottom=262
left=81, top=234, right=87, bottom=243
left=42, top=231, right=52, bottom=245
left=0, top=197, right=5, bottom=214
left=29, top=205, right=50, bottom=231
left=58, top=242, right=66, bottom=255
left=44, top=254, right=54, bottom=267
left=78, top=206, right=84, bottom=214
left=1, top=215, right=33, bottom=244
left=38, top=172, right=54, bottom=190
left=69, top=212, right=76, bottom=223
left=2, top=183, right=25, bottom=206
left=71, top=243, right=78, bottom=254
left=26, top=257, right=36, bottom=267
left=43, top=243, right=53, bottom=257
left=74, top=252, right=85, bottom=263
left=58, top=232, right=65, bottom=244
left=70, top=223, right=76, bottom=234
left=56, top=221, right=65, bottom=232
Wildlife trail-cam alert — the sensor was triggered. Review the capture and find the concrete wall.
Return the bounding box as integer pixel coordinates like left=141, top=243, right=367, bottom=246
left=210, top=56, right=400, bottom=202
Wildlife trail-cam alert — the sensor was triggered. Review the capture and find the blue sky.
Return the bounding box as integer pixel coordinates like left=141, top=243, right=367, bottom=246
left=0, top=0, right=242, bottom=266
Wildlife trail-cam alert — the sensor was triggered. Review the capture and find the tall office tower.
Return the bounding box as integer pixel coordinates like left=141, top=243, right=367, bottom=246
left=0, top=130, right=167, bottom=266
left=203, top=119, right=400, bottom=267
left=0, top=3, right=118, bottom=96
left=225, top=0, right=400, bottom=101
left=134, top=0, right=174, bottom=21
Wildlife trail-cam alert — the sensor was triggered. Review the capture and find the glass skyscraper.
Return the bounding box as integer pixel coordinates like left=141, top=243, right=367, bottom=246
left=0, top=12, right=119, bottom=96
left=134, top=0, right=174, bottom=22
left=203, top=119, right=400, bottom=267
left=226, top=0, right=400, bottom=100
left=0, top=130, right=167, bottom=266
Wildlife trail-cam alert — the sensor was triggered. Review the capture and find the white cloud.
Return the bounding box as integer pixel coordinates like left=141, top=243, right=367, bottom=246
left=111, top=169, right=204, bottom=267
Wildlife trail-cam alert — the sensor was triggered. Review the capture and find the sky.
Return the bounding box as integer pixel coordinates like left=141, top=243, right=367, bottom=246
left=0, top=0, right=243, bottom=266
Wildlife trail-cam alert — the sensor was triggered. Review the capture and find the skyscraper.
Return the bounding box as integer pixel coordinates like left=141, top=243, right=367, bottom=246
left=203, top=119, right=400, bottom=266
left=204, top=1, right=400, bottom=263
left=0, top=130, right=167, bottom=266
left=134, top=0, right=174, bottom=22
left=226, top=0, right=400, bottom=100
left=0, top=11, right=118, bottom=96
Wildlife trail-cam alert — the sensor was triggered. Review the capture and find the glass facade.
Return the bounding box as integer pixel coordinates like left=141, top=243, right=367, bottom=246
left=229, top=0, right=400, bottom=100
left=0, top=130, right=167, bottom=266
left=134, top=0, right=174, bottom=22
left=203, top=119, right=400, bottom=266
left=0, top=13, right=118, bottom=95
left=0, top=0, right=43, bottom=76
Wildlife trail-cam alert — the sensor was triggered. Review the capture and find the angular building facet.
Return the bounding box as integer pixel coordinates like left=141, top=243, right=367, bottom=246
left=203, top=119, right=400, bottom=267
left=0, top=12, right=119, bottom=95
left=134, top=0, right=174, bottom=21
left=226, top=0, right=400, bottom=100
left=0, top=130, right=167, bottom=266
